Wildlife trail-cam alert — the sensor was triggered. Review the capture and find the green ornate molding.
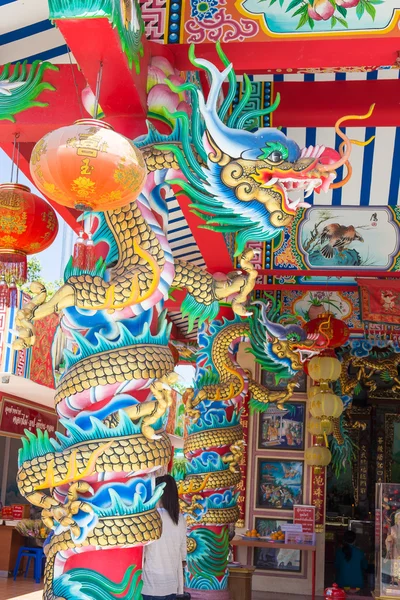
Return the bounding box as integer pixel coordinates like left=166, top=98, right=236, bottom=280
left=48, top=0, right=145, bottom=74
left=0, top=61, right=59, bottom=123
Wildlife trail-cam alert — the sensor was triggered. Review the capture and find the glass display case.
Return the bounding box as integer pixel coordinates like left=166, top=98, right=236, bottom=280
left=376, top=483, right=400, bottom=598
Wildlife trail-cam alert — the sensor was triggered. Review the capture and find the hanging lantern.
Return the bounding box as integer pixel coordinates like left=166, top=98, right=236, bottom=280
left=307, top=416, right=334, bottom=437
left=310, top=390, right=344, bottom=419
left=30, top=119, right=147, bottom=212
left=304, top=313, right=349, bottom=349
left=308, top=355, right=341, bottom=382
left=307, top=384, right=321, bottom=400
left=305, top=438, right=332, bottom=473
left=0, top=183, right=58, bottom=283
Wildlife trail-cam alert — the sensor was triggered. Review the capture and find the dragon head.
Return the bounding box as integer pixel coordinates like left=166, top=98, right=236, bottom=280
left=248, top=299, right=321, bottom=381
left=162, top=42, right=374, bottom=256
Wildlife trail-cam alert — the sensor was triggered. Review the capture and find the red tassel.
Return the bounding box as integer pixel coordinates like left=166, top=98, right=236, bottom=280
left=0, top=252, right=27, bottom=284
left=85, top=233, right=96, bottom=271
left=72, top=231, right=86, bottom=269
left=8, top=278, right=17, bottom=308
left=0, top=276, right=9, bottom=306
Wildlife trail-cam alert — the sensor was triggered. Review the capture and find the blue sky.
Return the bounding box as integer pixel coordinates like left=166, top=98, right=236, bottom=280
left=0, top=149, right=75, bottom=282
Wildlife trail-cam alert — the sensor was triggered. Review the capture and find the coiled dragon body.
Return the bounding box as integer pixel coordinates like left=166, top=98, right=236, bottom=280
left=12, top=37, right=357, bottom=598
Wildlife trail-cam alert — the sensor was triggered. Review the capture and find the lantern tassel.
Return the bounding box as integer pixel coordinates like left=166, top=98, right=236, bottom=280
left=0, top=275, right=9, bottom=306
left=8, top=278, right=17, bottom=308
left=72, top=231, right=86, bottom=270
left=85, top=233, right=96, bottom=272
left=0, top=251, right=27, bottom=284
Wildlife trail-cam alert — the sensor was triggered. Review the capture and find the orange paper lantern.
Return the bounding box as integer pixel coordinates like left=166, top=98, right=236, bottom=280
left=0, top=183, right=58, bottom=283
left=30, top=119, right=147, bottom=212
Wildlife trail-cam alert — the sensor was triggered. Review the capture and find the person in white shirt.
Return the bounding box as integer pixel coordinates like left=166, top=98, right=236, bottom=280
left=142, top=474, right=187, bottom=600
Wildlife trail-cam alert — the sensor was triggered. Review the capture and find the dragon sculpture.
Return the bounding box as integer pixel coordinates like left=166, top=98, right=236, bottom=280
left=13, top=40, right=368, bottom=599
left=338, top=341, right=400, bottom=399
left=179, top=298, right=321, bottom=596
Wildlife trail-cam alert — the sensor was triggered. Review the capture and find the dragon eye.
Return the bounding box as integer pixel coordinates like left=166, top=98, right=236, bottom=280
left=267, top=150, right=284, bottom=163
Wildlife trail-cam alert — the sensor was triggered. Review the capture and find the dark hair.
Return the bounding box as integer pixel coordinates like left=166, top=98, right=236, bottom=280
left=156, top=474, right=180, bottom=525
left=342, top=530, right=356, bottom=562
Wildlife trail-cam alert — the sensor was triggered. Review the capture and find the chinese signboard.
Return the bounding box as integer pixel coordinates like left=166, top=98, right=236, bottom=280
left=0, top=396, right=57, bottom=438
left=293, top=505, right=316, bottom=533
left=311, top=468, right=326, bottom=532
left=237, top=394, right=249, bottom=527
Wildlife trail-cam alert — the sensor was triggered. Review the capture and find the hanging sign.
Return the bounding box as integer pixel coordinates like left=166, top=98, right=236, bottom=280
left=0, top=396, right=57, bottom=438
left=236, top=393, right=249, bottom=528
left=293, top=505, right=316, bottom=533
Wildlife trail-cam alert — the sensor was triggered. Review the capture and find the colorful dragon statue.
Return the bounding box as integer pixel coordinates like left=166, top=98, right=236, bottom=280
left=179, top=298, right=322, bottom=597
left=12, top=39, right=369, bottom=599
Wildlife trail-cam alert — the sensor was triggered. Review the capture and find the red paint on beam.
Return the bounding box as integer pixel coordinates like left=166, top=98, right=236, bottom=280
left=255, top=284, right=355, bottom=291
left=171, top=186, right=233, bottom=273
left=0, top=65, right=87, bottom=143
left=273, top=80, right=400, bottom=128
left=257, top=269, right=400, bottom=278
left=54, top=18, right=149, bottom=139
left=169, top=39, right=399, bottom=74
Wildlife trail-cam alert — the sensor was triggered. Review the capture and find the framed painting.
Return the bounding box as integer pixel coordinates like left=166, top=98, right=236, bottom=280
left=261, top=369, right=306, bottom=394
left=256, top=458, right=304, bottom=510
left=258, top=402, right=305, bottom=451
left=253, top=517, right=302, bottom=573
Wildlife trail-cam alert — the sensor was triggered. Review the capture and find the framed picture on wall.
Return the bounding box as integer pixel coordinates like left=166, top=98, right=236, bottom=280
left=258, top=402, right=305, bottom=451
left=253, top=517, right=302, bottom=573
left=261, top=370, right=306, bottom=394
left=256, top=458, right=304, bottom=509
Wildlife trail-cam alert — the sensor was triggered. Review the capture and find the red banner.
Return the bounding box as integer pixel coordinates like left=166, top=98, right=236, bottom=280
left=359, top=280, right=400, bottom=325
left=311, top=466, right=326, bottom=533
left=237, top=394, right=249, bottom=528
left=293, top=505, right=316, bottom=533
left=0, top=396, right=57, bottom=438
left=30, top=313, right=59, bottom=388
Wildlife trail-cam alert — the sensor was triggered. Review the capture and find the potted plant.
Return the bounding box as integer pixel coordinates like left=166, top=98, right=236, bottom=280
left=306, top=292, right=341, bottom=321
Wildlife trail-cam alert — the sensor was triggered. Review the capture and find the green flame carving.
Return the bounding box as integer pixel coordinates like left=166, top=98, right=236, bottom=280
left=0, top=61, right=59, bottom=123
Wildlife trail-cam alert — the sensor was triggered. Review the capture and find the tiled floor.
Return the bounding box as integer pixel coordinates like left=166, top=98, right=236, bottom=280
left=0, top=579, right=326, bottom=600
left=0, top=578, right=43, bottom=600
left=0, top=579, right=325, bottom=600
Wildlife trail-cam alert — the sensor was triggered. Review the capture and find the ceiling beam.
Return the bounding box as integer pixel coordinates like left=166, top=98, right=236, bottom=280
left=171, top=186, right=233, bottom=273
left=273, top=79, right=400, bottom=128
left=169, top=39, right=399, bottom=74
left=1, top=66, right=396, bottom=144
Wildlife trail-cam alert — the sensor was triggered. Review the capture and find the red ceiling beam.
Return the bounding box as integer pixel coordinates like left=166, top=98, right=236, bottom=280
left=0, top=68, right=398, bottom=145
left=171, top=186, right=233, bottom=273
left=53, top=18, right=151, bottom=140
left=0, top=64, right=148, bottom=142
left=169, top=38, right=399, bottom=74
left=257, top=269, right=400, bottom=278
left=273, top=80, right=400, bottom=128
left=255, top=284, right=355, bottom=291
left=0, top=65, right=86, bottom=143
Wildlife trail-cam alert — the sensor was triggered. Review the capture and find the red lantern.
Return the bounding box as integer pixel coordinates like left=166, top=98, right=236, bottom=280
left=325, top=583, right=347, bottom=599
left=0, top=183, right=58, bottom=284
left=30, top=119, right=147, bottom=212
left=304, top=313, right=349, bottom=349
